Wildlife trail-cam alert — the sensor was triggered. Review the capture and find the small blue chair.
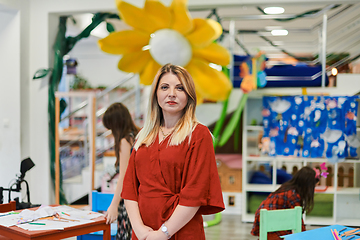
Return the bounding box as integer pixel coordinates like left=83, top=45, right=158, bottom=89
left=77, top=191, right=117, bottom=240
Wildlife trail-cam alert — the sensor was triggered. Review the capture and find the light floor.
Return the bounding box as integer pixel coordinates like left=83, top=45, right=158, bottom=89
left=204, top=214, right=255, bottom=240
left=203, top=215, right=321, bottom=240
left=64, top=214, right=321, bottom=240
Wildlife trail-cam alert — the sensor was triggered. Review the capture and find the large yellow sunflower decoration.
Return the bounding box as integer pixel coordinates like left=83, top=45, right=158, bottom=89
left=98, top=0, right=232, bottom=102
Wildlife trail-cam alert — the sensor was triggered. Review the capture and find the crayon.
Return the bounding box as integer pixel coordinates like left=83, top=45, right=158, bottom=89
left=29, top=222, right=46, bottom=225
left=331, top=229, right=337, bottom=240
left=61, top=212, right=70, bottom=216
left=0, top=212, right=20, bottom=217
left=339, top=227, right=347, bottom=233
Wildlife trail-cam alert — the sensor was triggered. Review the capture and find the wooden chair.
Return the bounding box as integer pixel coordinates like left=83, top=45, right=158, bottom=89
left=77, top=191, right=116, bottom=240
left=259, top=206, right=302, bottom=240
left=0, top=201, right=16, bottom=240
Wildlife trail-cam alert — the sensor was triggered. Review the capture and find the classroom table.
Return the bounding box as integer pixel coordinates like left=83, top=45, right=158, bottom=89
left=283, top=224, right=360, bottom=240
left=0, top=206, right=110, bottom=240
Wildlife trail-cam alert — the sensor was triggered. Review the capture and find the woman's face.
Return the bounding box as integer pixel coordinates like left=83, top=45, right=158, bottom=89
left=156, top=72, right=188, bottom=118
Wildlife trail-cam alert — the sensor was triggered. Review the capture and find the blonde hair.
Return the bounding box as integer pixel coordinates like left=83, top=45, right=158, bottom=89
left=134, top=63, right=198, bottom=150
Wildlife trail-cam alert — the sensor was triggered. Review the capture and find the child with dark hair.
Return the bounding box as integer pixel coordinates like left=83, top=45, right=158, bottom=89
left=251, top=166, right=319, bottom=240
left=102, top=102, right=139, bottom=240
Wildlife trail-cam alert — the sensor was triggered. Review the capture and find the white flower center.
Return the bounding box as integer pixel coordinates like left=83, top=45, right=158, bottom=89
left=149, top=29, right=192, bottom=67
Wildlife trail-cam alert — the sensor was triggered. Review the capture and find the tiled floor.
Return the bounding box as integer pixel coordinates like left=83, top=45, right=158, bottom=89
left=203, top=214, right=321, bottom=240
left=204, top=214, right=256, bottom=240
left=64, top=214, right=321, bottom=240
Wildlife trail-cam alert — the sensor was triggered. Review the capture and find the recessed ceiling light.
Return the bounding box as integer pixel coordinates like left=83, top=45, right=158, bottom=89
left=271, top=29, right=288, bottom=36
left=331, top=68, right=338, bottom=76
left=264, top=7, right=285, bottom=15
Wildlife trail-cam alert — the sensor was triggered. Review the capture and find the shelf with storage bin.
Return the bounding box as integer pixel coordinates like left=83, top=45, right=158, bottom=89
left=336, top=187, right=360, bottom=194
left=315, top=186, right=335, bottom=194
left=306, top=192, right=334, bottom=219
left=242, top=95, right=360, bottom=226
left=55, top=91, right=97, bottom=205
left=247, top=155, right=321, bottom=162
left=244, top=184, right=275, bottom=192
left=337, top=219, right=360, bottom=227
left=304, top=216, right=335, bottom=226
left=245, top=125, right=264, bottom=131
left=335, top=193, right=360, bottom=226
left=59, top=128, right=86, bottom=142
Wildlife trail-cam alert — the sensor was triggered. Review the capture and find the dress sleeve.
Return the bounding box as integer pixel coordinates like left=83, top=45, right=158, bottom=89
left=121, top=149, right=139, bottom=201
left=178, top=126, right=225, bottom=215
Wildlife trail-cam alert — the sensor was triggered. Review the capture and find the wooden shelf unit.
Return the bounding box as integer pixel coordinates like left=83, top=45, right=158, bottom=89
left=242, top=95, right=360, bottom=226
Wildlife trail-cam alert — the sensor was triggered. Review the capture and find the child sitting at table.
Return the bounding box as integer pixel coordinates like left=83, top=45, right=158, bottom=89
left=251, top=166, right=320, bottom=240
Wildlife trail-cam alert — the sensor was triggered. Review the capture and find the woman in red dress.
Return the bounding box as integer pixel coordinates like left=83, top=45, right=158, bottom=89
left=121, top=63, right=224, bottom=240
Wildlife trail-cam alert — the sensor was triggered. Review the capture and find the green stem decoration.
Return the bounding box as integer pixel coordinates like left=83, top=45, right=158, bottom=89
left=234, top=115, right=241, bottom=151
left=48, top=16, right=68, bottom=204
left=204, top=212, right=222, bottom=227
left=213, top=99, right=228, bottom=148
left=218, top=93, right=248, bottom=147
left=35, top=12, right=119, bottom=204
left=212, top=67, right=230, bottom=148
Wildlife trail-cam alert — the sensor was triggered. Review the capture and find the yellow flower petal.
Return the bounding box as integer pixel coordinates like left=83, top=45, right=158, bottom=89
left=118, top=50, right=152, bottom=73
left=98, top=30, right=150, bottom=55
left=140, top=59, right=161, bottom=85
left=192, top=43, right=230, bottom=66
left=195, top=89, right=204, bottom=105
left=185, top=18, right=222, bottom=48
left=186, top=58, right=232, bottom=101
left=144, top=0, right=172, bottom=30
left=115, top=0, right=158, bottom=33
left=170, top=0, right=193, bottom=35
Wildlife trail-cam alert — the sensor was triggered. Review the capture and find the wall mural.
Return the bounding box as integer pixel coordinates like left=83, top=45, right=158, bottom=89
left=261, top=95, right=360, bottom=163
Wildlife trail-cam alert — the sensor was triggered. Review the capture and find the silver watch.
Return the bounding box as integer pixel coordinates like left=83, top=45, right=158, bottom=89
left=161, top=223, right=171, bottom=239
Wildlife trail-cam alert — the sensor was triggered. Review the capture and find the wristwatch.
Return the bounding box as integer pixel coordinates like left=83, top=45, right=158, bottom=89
left=161, top=223, right=171, bottom=239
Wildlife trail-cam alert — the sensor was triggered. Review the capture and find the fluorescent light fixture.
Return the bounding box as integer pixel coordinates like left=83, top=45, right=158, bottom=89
left=271, top=29, right=288, bottom=36
left=264, top=7, right=285, bottom=14
left=331, top=68, right=338, bottom=76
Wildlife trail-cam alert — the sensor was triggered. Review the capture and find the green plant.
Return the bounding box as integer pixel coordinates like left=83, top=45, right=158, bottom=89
left=70, top=74, right=92, bottom=89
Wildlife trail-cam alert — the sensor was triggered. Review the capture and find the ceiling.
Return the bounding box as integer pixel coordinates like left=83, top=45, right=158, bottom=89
left=191, top=2, right=360, bottom=67
left=68, top=1, right=360, bottom=70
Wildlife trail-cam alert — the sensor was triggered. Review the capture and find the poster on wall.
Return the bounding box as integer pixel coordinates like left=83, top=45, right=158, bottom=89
left=261, top=95, right=360, bottom=163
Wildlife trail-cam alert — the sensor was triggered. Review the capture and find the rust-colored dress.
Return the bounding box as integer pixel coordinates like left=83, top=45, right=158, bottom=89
left=121, top=124, right=224, bottom=240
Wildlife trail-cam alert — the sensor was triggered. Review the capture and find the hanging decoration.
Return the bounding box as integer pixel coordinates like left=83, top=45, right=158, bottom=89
left=98, top=0, right=232, bottom=102
left=215, top=52, right=267, bottom=147
left=261, top=95, right=360, bottom=163
left=240, top=51, right=267, bottom=93
left=314, top=162, right=329, bottom=179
